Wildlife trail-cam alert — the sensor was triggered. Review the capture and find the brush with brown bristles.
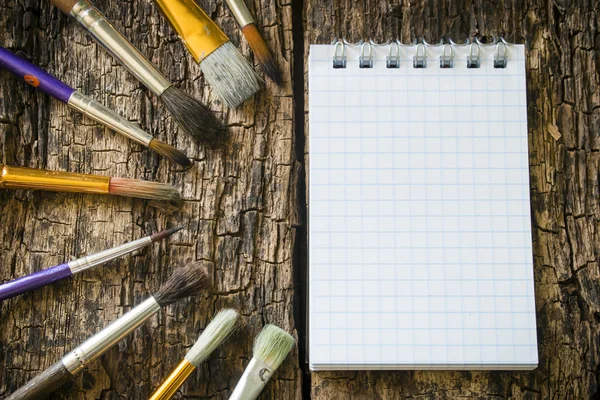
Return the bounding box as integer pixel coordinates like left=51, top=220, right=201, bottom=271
left=0, top=46, right=192, bottom=166
left=0, top=226, right=184, bottom=302
left=224, top=0, right=282, bottom=86
left=6, top=263, right=210, bottom=400
left=50, top=0, right=224, bottom=143
left=0, top=165, right=181, bottom=201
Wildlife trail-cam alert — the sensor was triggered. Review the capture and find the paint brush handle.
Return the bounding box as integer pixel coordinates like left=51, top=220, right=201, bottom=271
left=224, top=0, right=255, bottom=27
left=0, top=263, right=71, bottom=301
left=153, top=0, right=229, bottom=62
left=0, top=46, right=75, bottom=103
left=0, top=165, right=111, bottom=194
left=59, top=0, right=171, bottom=96
left=149, top=359, right=196, bottom=400
left=5, top=360, right=73, bottom=400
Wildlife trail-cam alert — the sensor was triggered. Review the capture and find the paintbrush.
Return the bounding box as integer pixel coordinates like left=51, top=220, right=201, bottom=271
left=224, top=0, right=281, bottom=86
left=5, top=263, right=209, bottom=400
left=229, top=324, right=295, bottom=400
left=0, top=226, right=184, bottom=302
left=0, top=46, right=191, bottom=166
left=153, top=0, right=261, bottom=108
left=149, top=309, right=239, bottom=400
left=0, top=165, right=181, bottom=201
left=50, top=0, right=223, bottom=143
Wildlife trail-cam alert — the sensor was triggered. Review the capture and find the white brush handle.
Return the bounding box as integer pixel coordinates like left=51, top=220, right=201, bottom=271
left=62, top=297, right=161, bottom=374
left=229, top=358, right=272, bottom=400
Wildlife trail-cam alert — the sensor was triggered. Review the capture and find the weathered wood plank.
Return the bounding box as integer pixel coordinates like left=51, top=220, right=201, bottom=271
left=304, top=0, right=600, bottom=398
left=0, top=0, right=302, bottom=398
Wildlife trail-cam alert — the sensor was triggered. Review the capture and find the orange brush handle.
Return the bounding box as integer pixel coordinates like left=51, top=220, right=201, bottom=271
left=154, top=0, right=229, bottom=62
left=149, top=359, right=196, bottom=400
left=0, top=165, right=110, bottom=194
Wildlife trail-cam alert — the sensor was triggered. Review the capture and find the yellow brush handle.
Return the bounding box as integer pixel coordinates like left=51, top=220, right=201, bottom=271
left=149, top=359, right=196, bottom=400
left=0, top=165, right=110, bottom=194
left=154, top=0, right=229, bottom=62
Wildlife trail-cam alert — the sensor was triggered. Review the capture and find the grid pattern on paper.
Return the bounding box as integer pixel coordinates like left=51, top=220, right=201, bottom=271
left=308, top=43, right=537, bottom=370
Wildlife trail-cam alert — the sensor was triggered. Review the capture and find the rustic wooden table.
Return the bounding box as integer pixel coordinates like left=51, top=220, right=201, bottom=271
left=1, top=0, right=598, bottom=398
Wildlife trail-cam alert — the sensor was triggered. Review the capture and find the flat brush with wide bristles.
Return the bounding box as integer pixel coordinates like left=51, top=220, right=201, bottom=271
left=0, top=165, right=181, bottom=201
left=230, top=324, right=295, bottom=400
left=224, top=0, right=282, bottom=85
left=0, top=226, right=184, bottom=301
left=6, top=263, right=210, bottom=400
left=154, top=0, right=261, bottom=108
left=50, top=0, right=223, bottom=143
left=149, top=309, right=239, bottom=400
left=0, top=46, right=191, bottom=166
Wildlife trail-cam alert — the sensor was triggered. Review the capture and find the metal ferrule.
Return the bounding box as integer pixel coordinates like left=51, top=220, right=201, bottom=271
left=224, top=0, right=255, bottom=28
left=62, top=297, right=160, bottom=375
left=0, top=165, right=110, bottom=194
left=68, top=91, right=153, bottom=146
left=229, top=358, right=272, bottom=400
left=149, top=359, right=195, bottom=400
left=68, top=236, right=152, bottom=274
left=154, top=0, right=229, bottom=62
left=70, top=0, right=170, bottom=96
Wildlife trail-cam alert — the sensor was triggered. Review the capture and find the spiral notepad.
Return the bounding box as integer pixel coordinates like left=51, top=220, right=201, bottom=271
left=308, top=40, right=537, bottom=370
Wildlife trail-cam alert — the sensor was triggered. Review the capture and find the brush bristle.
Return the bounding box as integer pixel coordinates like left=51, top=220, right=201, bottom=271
left=242, top=24, right=282, bottom=86
left=186, top=309, right=238, bottom=366
left=253, top=324, right=294, bottom=370
left=150, top=225, right=184, bottom=242
left=200, top=41, right=261, bottom=108
left=148, top=139, right=192, bottom=167
left=153, top=263, right=210, bottom=307
left=161, top=86, right=224, bottom=143
left=108, top=177, right=181, bottom=201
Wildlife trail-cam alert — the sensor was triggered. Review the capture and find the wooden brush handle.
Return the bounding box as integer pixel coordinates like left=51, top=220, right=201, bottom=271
left=6, top=360, right=73, bottom=400
left=51, top=0, right=79, bottom=14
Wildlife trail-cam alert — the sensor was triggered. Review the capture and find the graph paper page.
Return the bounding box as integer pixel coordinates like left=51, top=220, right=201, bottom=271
left=308, top=43, right=537, bottom=370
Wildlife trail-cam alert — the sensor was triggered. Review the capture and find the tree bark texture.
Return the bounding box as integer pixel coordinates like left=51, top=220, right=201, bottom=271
left=304, top=0, right=600, bottom=399
left=1, top=0, right=600, bottom=399
left=0, top=0, right=301, bottom=398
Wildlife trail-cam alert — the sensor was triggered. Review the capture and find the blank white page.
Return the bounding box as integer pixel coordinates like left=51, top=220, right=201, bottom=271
left=308, top=42, right=537, bottom=370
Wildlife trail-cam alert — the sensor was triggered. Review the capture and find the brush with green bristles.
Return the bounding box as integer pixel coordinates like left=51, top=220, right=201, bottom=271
left=149, top=309, right=239, bottom=400
left=229, top=324, right=295, bottom=400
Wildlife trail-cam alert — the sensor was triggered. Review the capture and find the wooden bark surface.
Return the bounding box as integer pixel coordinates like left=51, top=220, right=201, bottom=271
left=2, top=0, right=600, bottom=398
left=304, top=0, right=600, bottom=399
left=0, top=0, right=302, bottom=399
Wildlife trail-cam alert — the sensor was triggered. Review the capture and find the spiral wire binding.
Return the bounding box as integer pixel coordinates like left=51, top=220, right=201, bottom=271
left=467, top=42, right=481, bottom=68
left=330, top=37, right=512, bottom=69
left=359, top=42, right=373, bottom=68
left=386, top=41, right=400, bottom=68
left=413, top=43, right=427, bottom=68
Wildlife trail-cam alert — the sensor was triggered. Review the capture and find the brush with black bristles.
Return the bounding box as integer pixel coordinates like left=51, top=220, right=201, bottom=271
left=0, top=165, right=181, bottom=201
left=0, top=46, right=191, bottom=166
left=229, top=324, right=295, bottom=400
left=6, top=263, right=209, bottom=400
left=224, top=0, right=282, bottom=86
left=50, top=0, right=223, bottom=143
left=0, top=226, right=184, bottom=301
left=153, top=0, right=261, bottom=108
left=149, top=309, right=239, bottom=400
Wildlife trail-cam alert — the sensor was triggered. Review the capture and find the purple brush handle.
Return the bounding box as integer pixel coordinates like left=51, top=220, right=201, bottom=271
left=0, top=263, right=72, bottom=301
left=0, top=46, right=75, bottom=103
